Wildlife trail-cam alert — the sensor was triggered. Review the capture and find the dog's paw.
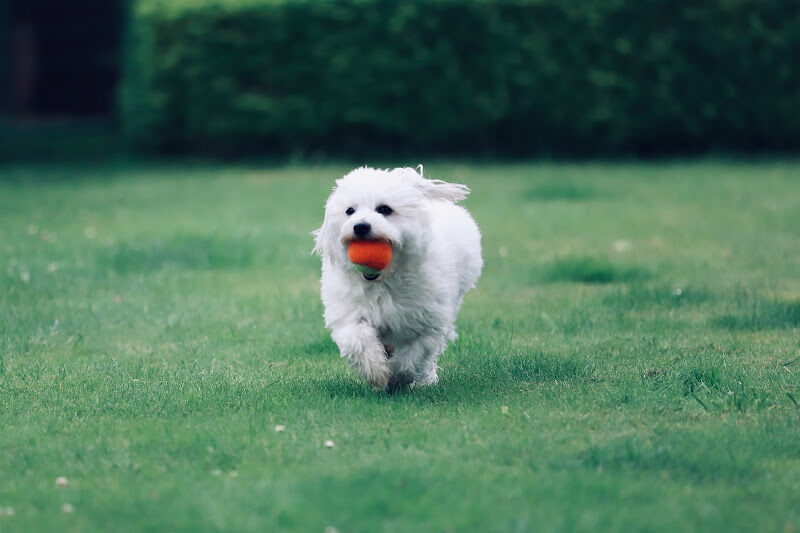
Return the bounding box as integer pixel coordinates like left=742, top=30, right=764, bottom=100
left=363, top=358, right=390, bottom=390
left=331, top=324, right=389, bottom=389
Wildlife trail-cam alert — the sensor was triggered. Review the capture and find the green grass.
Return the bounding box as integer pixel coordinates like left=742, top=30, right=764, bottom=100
left=1, top=160, right=799, bottom=532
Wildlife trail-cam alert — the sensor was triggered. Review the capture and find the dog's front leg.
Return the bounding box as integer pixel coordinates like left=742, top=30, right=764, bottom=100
left=388, top=334, right=445, bottom=392
left=331, top=323, right=389, bottom=390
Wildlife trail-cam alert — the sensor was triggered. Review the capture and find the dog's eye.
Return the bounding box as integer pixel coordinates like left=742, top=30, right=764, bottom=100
left=376, top=205, right=393, bottom=216
left=345, top=207, right=355, bottom=216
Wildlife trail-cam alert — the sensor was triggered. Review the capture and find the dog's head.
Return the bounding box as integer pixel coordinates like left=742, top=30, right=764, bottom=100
left=313, top=166, right=469, bottom=281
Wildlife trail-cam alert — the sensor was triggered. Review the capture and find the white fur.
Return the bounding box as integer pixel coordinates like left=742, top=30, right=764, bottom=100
left=313, top=166, right=482, bottom=391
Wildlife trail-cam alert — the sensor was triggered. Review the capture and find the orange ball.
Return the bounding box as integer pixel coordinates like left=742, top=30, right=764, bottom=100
left=348, top=240, right=393, bottom=271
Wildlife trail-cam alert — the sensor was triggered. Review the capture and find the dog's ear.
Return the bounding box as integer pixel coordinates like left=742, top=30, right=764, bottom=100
left=418, top=178, right=470, bottom=203
left=312, top=218, right=338, bottom=263
left=312, top=181, right=344, bottom=262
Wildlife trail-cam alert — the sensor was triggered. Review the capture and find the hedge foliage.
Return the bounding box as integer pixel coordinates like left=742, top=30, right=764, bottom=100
left=121, top=0, right=800, bottom=156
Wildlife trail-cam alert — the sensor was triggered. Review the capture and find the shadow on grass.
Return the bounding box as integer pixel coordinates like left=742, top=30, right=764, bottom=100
left=711, top=296, right=800, bottom=331
left=524, top=183, right=602, bottom=201
left=310, top=349, right=594, bottom=403
left=99, top=235, right=262, bottom=272
left=540, top=257, right=650, bottom=284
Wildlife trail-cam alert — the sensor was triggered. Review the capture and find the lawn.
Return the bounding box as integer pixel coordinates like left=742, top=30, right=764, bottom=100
left=1, top=160, right=799, bottom=532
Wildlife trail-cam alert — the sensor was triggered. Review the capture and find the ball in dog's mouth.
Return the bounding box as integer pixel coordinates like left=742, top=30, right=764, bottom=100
left=348, top=240, right=392, bottom=281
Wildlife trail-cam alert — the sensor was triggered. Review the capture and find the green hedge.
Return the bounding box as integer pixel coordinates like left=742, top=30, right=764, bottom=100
left=121, top=0, right=800, bottom=156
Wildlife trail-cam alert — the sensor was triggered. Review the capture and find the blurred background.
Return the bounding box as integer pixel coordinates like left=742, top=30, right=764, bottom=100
left=1, top=0, right=798, bottom=161
left=1, top=0, right=123, bottom=159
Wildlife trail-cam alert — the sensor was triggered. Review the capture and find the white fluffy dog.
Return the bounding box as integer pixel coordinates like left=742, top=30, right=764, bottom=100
left=313, top=166, right=482, bottom=391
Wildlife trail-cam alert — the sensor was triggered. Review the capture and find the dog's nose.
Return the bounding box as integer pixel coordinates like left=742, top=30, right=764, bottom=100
left=353, top=222, right=371, bottom=237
